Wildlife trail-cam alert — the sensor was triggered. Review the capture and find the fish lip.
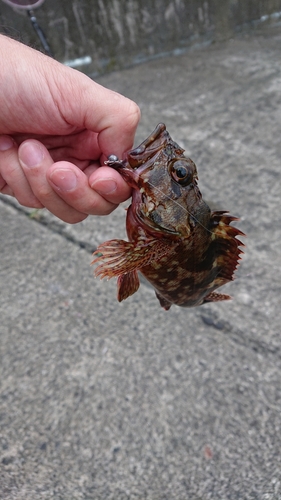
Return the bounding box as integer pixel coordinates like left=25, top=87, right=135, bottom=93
left=104, top=157, right=139, bottom=183
left=104, top=157, right=125, bottom=169
left=105, top=152, right=161, bottom=185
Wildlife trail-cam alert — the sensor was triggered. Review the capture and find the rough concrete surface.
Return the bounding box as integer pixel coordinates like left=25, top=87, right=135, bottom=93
left=1, top=24, right=281, bottom=500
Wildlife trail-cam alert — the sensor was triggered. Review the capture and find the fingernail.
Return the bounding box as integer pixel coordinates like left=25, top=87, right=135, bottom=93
left=91, top=179, right=117, bottom=195
left=19, top=142, right=44, bottom=167
left=0, top=136, right=14, bottom=151
left=49, top=168, right=78, bottom=191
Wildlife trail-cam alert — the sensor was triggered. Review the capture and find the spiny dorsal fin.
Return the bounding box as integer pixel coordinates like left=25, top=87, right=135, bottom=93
left=210, top=211, right=245, bottom=284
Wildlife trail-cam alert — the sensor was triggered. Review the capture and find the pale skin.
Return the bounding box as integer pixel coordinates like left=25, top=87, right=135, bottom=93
left=0, top=35, right=140, bottom=223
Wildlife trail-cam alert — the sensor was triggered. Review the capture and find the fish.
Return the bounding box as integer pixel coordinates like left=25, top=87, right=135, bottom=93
left=92, top=123, right=245, bottom=310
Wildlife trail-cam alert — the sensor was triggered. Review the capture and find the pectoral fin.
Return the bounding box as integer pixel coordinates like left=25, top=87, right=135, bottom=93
left=92, top=238, right=173, bottom=279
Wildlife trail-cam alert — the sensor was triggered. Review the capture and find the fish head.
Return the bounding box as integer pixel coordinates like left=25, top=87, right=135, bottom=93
left=105, top=123, right=211, bottom=237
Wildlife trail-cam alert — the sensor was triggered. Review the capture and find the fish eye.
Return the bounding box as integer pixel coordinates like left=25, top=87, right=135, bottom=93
left=169, top=159, right=194, bottom=186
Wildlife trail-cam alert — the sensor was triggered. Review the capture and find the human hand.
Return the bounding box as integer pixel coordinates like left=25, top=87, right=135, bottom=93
left=0, top=35, right=140, bottom=223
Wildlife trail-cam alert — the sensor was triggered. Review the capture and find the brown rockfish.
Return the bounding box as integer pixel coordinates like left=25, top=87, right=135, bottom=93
left=92, top=124, right=244, bottom=310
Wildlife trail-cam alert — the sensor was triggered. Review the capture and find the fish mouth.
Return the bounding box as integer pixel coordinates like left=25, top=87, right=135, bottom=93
left=105, top=123, right=168, bottom=168
left=104, top=153, right=159, bottom=188
left=104, top=123, right=185, bottom=187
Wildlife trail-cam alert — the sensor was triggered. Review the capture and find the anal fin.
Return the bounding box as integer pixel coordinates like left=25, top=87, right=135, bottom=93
left=203, top=291, right=232, bottom=303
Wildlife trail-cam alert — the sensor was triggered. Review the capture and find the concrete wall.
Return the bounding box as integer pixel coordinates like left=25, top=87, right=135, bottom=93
left=1, top=0, right=281, bottom=75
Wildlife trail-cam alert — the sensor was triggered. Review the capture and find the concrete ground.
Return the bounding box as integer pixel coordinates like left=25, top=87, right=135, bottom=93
left=1, top=23, right=281, bottom=500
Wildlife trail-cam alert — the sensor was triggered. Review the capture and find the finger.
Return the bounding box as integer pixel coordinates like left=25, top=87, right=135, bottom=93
left=0, top=185, right=14, bottom=197
left=30, top=130, right=100, bottom=164
left=19, top=140, right=89, bottom=222
left=59, top=73, right=141, bottom=158
left=48, top=130, right=100, bottom=161
left=86, top=89, right=141, bottom=161
left=0, top=181, right=14, bottom=197
left=47, top=163, right=121, bottom=215
left=0, top=173, right=7, bottom=191
left=13, top=131, right=99, bottom=169
left=82, top=162, right=100, bottom=178
left=88, top=166, right=132, bottom=204
left=19, top=140, right=119, bottom=222
left=0, top=135, right=43, bottom=207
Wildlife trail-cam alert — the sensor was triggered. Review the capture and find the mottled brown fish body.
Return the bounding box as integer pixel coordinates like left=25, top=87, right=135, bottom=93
left=92, top=124, right=244, bottom=310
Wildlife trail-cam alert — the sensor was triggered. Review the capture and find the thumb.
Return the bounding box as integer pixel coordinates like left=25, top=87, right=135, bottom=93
left=57, top=70, right=141, bottom=159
